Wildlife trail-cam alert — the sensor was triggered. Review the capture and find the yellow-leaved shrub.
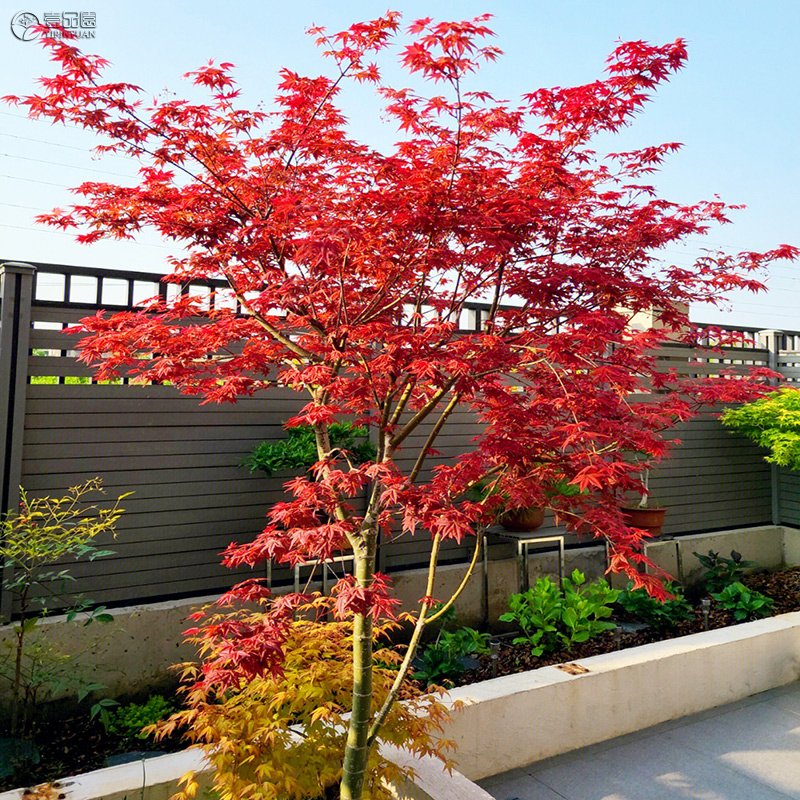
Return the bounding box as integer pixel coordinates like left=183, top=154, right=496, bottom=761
left=155, top=596, right=453, bottom=800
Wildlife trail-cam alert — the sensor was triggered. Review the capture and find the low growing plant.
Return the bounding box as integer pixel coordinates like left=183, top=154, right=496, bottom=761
left=108, top=695, right=173, bottom=741
left=411, top=644, right=466, bottom=688
left=0, top=480, right=127, bottom=737
left=694, top=549, right=755, bottom=594
left=500, top=570, right=618, bottom=656
left=711, top=582, right=774, bottom=621
left=560, top=570, right=619, bottom=648
left=617, top=581, right=693, bottom=631
left=413, top=625, right=490, bottom=687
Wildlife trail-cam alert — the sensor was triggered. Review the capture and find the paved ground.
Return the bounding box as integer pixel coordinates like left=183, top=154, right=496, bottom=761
left=478, top=680, right=800, bottom=800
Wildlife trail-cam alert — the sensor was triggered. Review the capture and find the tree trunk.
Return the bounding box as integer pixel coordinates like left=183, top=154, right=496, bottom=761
left=11, top=623, right=24, bottom=736
left=340, top=547, right=375, bottom=800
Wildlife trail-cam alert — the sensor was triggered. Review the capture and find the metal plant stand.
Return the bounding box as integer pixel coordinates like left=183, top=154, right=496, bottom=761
left=483, top=528, right=566, bottom=619
left=293, top=552, right=356, bottom=594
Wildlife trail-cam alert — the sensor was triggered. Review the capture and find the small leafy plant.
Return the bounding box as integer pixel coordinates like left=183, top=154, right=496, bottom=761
left=500, top=570, right=618, bottom=656
left=413, top=628, right=491, bottom=686
left=694, top=549, right=755, bottom=594
left=412, top=645, right=465, bottom=688
left=711, top=582, right=774, bottom=621
left=0, top=479, right=126, bottom=737
left=244, top=422, right=376, bottom=476
left=412, top=603, right=490, bottom=687
left=616, top=582, right=693, bottom=631
left=108, top=695, right=173, bottom=741
left=560, top=571, right=619, bottom=649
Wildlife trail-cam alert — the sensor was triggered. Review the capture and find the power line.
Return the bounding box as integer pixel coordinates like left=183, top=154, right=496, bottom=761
left=0, top=151, right=134, bottom=179
left=0, top=131, right=127, bottom=159
left=0, top=202, right=48, bottom=213
left=1, top=173, right=74, bottom=188
left=0, top=222, right=178, bottom=250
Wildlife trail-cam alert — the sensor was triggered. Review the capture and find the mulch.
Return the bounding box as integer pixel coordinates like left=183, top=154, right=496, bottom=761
left=0, top=707, right=184, bottom=793
left=431, top=567, right=800, bottom=688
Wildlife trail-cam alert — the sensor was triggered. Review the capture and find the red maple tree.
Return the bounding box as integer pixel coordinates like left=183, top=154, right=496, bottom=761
left=7, top=14, right=796, bottom=798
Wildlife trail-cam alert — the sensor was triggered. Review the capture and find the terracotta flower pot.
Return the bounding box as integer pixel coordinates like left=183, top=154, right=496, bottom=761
left=499, top=506, right=545, bottom=532
left=621, top=506, right=667, bottom=536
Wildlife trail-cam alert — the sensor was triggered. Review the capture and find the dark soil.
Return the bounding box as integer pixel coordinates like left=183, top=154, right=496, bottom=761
left=0, top=706, right=186, bottom=792
left=4, top=567, right=800, bottom=793
left=428, top=566, right=800, bottom=689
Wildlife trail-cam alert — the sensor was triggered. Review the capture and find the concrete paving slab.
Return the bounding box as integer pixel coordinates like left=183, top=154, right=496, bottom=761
left=479, top=682, right=800, bottom=800
left=479, top=768, right=567, bottom=800
left=765, top=681, right=800, bottom=718
left=666, top=685, right=800, bottom=798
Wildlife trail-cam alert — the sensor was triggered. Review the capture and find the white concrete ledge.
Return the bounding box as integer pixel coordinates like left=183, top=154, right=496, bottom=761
left=443, top=611, right=800, bottom=780
left=0, top=748, right=209, bottom=800
left=0, top=738, right=489, bottom=800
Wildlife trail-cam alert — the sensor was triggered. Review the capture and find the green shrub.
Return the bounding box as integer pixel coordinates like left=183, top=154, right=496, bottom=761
left=244, top=422, right=376, bottom=476
left=412, top=644, right=466, bottom=687
left=0, top=480, right=123, bottom=737
left=439, top=627, right=491, bottom=658
left=711, top=582, right=774, bottom=621
left=108, top=695, right=173, bottom=740
left=499, top=570, right=618, bottom=656
left=722, top=389, right=800, bottom=469
left=616, top=582, right=692, bottom=631
left=693, top=549, right=755, bottom=594
left=413, top=613, right=490, bottom=687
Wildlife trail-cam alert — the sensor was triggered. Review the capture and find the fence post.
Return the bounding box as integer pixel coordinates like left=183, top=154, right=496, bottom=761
left=758, top=329, right=783, bottom=526
left=0, top=262, right=36, bottom=621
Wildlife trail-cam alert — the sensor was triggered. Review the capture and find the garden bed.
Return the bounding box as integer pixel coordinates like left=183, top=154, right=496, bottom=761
left=3, top=566, right=800, bottom=796
left=413, top=566, right=800, bottom=692
left=443, top=608, right=800, bottom=781
left=0, top=696, right=185, bottom=793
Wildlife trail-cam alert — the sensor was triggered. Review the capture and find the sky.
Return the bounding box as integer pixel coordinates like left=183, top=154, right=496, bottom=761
left=0, top=0, right=798, bottom=329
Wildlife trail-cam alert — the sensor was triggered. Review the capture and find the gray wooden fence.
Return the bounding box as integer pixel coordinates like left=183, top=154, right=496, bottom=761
left=0, top=260, right=788, bottom=616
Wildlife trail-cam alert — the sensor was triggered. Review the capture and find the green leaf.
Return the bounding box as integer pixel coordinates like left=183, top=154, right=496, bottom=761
left=21, top=616, right=39, bottom=633
left=562, top=608, right=578, bottom=628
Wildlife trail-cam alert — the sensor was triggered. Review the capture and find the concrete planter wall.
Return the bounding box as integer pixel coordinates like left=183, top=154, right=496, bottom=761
left=442, top=611, right=800, bottom=781
left=0, top=745, right=492, bottom=800
left=3, top=613, right=800, bottom=800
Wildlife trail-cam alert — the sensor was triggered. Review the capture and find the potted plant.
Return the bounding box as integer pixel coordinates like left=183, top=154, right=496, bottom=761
left=620, top=466, right=667, bottom=536
left=244, top=422, right=377, bottom=551
left=471, top=476, right=582, bottom=533
left=499, top=505, right=546, bottom=532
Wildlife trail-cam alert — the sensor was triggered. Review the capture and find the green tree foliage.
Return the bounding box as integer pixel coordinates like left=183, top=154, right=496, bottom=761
left=722, top=389, right=800, bottom=469
left=245, top=424, right=376, bottom=477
